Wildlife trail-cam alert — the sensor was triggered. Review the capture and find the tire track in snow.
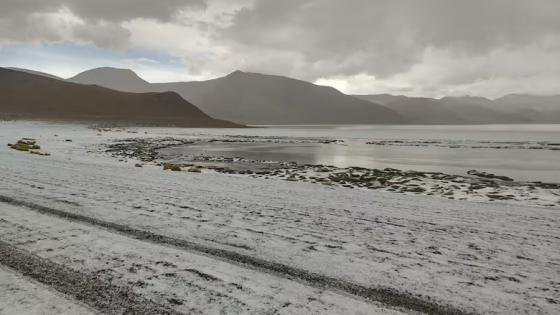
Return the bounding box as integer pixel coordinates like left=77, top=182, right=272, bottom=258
left=0, top=240, right=182, bottom=315
left=0, top=195, right=474, bottom=315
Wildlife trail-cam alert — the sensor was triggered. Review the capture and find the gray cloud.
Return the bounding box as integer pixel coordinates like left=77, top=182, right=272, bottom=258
left=72, top=23, right=131, bottom=50
left=1, top=0, right=560, bottom=97
left=0, top=0, right=205, bottom=22
left=220, top=0, right=560, bottom=81
left=0, top=11, right=132, bottom=49
left=0, top=0, right=204, bottom=51
left=65, top=0, right=205, bottom=22
left=0, top=12, right=67, bottom=43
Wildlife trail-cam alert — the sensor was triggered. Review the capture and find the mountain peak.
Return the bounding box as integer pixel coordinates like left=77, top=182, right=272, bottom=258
left=441, top=95, right=490, bottom=100
left=68, top=67, right=150, bottom=93
left=226, top=70, right=246, bottom=77
left=72, top=67, right=144, bottom=79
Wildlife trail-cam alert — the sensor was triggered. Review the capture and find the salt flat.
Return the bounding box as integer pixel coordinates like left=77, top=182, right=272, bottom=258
left=0, top=122, right=559, bottom=315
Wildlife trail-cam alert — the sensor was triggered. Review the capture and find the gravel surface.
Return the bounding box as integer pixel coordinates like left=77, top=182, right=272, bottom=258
left=0, top=240, right=182, bottom=315
left=0, top=266, right=96, bottom=315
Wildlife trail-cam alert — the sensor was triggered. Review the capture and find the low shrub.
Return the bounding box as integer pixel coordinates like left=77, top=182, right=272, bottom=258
left=30, top=151, right=40, bottom=155
left=163, top=163, right=182, bottom=171
left=188, top=167, right=202, bottom=173
left=17, top=139, right=36, bottom=145
left=11, top=143, right=30, bottom=151
left=9, top=139, right=43, bottom=152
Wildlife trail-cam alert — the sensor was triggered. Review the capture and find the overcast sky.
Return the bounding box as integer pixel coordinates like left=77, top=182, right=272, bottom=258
left=1, top=0, right=559, bottom=98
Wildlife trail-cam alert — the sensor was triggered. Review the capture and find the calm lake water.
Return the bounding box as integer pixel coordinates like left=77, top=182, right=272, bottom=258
left=165, top=125, right=560, bottom=182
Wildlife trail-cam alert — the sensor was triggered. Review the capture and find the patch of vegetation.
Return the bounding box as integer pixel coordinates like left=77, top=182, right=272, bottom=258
left=17, top=139, right=36, bottom=145
left=188, top=167, right=202, bottom=173
left=11, top=143, right=30, bottom=151
left=163, top=163, right=182, bottom=171
left=9, top=139, right=47, bottom=155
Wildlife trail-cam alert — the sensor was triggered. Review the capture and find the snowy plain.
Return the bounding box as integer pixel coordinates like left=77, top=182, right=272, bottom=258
left=0, top=122, right=559, bottom=315
left=0, top=265, right=96, bottom=315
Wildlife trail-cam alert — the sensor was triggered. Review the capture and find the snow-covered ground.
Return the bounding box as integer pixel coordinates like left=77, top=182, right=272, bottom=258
left=0, top=203, right=401, bottom=315
left=1, top=122, right=559, bottom=315
left=0, top=266, right=96, bottom=315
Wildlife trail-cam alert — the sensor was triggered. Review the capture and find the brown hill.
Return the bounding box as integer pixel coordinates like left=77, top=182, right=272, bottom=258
left=7, top=67, right=64, bottom=81
left=0, top=68, right=243, bottom=128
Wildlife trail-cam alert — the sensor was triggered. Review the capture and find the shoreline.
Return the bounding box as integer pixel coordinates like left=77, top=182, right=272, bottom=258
left=101, top=136, right=560, bottom=208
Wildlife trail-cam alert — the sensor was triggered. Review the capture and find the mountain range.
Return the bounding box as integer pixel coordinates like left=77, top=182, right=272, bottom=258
left=67, top=67, right=560, bottom=125
left=0, top=68, right=243, bottom=128
left=353, top=95, right=532, bottom=124
left=5, top=66, right=560, bottom=125
left=67, top=68, right=405, bottom=125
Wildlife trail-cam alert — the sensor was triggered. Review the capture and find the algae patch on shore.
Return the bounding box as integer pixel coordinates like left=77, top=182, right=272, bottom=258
left=8, top=138, right=49, bottom=155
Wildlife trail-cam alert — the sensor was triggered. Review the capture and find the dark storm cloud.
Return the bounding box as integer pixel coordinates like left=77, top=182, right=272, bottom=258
left=72, top=23, right=132, bottom=50
left=1, top=0, right=560, bottom=96
left=221, top=0, right=560, bottom=80
left=0, top=0, right=205, bottom=49
left=0, top=0, right=205, bottom=22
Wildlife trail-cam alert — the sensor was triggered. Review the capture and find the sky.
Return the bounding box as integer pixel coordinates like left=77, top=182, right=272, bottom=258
left=1, top=0, right=559, bottom=98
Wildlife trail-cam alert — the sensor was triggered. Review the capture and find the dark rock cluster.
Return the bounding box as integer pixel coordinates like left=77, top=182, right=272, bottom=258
left=467, top=170, right=514, bottom=182
left=105, top=137, right=194, bottom=162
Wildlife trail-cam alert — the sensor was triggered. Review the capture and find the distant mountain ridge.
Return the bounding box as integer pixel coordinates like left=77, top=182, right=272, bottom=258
left=68, top=68, right=405, bottom=125
left=354, top=94, right=559, bottom=124
left=6, top=67, right=64, bottom=81
left=8, top=67, right=560, bottom=124
left=0, top=68, right=243, bottom=128
left=378, top=97, right=469, bottom=124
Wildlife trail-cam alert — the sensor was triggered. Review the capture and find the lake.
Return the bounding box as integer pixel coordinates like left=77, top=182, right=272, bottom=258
left=161, top=124, right=560, bottom=182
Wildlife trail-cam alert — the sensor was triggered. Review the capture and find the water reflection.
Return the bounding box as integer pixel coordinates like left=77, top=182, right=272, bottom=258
left=161, top=142, right=560, bottom=182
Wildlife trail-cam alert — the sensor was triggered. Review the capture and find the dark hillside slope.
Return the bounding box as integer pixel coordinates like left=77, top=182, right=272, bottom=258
left=0, top=68, right=243, bottom=127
